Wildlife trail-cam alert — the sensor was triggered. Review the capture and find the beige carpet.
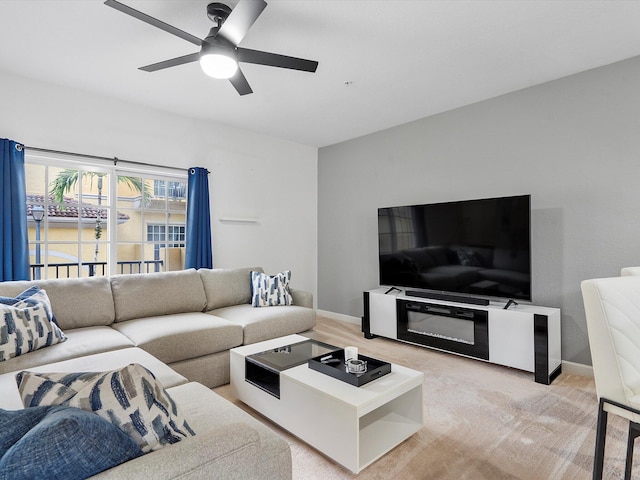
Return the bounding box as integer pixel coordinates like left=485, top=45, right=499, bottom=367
left=215, top=316, right=634, bottom=479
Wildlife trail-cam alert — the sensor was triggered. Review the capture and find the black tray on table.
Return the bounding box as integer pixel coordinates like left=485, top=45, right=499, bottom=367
left=308, top=349, right=391, bottom=387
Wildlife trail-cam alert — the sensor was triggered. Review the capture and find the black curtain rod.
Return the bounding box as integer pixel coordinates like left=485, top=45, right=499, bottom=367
left=20, top=145, right=187, bottom=174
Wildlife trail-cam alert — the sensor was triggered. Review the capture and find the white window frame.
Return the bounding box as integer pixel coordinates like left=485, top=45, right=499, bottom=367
left=25, top=151, right=188, bottom=278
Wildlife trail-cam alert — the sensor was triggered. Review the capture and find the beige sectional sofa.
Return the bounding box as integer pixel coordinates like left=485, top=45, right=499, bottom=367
left=0, top=266, right=316, bottom=479
left=0, top=266, right=315, bottom=385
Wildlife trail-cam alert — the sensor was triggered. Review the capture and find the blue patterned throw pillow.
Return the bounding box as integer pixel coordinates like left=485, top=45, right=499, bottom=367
left=0, top=286, right=57, bottom=325
left=251, top=270, right=293, bottom=307
left=0, top=287, right=66, bottom=362
left=0, top=405, right=142, bottom=480
left=16, top=363, right=195, bottom=453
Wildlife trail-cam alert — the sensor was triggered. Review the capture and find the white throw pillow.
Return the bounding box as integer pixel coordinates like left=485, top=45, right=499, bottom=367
left=250, top=270, right=293, bottom=307
left=0, top=287, right=66, bottom=362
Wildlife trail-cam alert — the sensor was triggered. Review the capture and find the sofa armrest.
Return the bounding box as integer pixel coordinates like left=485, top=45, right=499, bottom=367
left=290, top=288, right=313, bottom=308
left=91, top=421, right=290, bottom=480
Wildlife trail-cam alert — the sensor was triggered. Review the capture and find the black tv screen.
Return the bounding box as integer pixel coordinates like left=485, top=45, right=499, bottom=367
left=378, top=195, right=531, bottom=301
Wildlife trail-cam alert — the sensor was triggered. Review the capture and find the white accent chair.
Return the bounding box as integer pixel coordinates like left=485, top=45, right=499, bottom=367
left=581, top=276, right=640, bottom=480
left=621, top=267, right=640, bottom=276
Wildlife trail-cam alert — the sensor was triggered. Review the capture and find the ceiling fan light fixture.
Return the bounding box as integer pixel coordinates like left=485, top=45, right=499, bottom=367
left=199, top=52, right=238, bottom=79
left=106, top=0, right=317, bottom=95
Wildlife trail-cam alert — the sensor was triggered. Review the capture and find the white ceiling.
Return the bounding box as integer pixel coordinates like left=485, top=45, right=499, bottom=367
left=2, top=0, right=640, bottom=147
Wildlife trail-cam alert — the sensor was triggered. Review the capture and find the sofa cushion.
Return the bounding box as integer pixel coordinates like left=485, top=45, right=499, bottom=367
left=0, top=326, right=133, bottom=376
left=0, top=288, right=66, bottom=363
left=17, top=363, right=195, bottom=453
left=69, top=384, right=293, bottom=480
left=0, top=347, right=188, bottom=411
left=199, top=267, right=264, bottom=311
left=0, top=277, right=116, bottom=330
left=0, top=327, right=133, bottom=374
left=0, top=405, right=142, bottom=480
left=111, top=312, right=243, bottom=364
left=250, top=271, right=293, bottom=307
left=111, top=269, right=207, bottom=322
left=210, top=304, right=316, bottom=345
left=168, top=351, right=231, bottom=389
left=92, top=383, right=291, bottom=480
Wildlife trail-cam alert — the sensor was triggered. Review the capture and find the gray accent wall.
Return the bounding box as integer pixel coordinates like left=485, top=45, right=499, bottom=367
left=318, top=55, right=640, bottom=366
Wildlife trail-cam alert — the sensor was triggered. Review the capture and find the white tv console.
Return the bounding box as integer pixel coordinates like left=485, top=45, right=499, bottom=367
left=362, top=288, right=562, bottom=385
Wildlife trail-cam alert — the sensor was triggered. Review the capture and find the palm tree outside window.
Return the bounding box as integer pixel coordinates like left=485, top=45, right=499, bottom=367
left=50, top=169, right=148, bottom=263
left=25, top=158, right=188, bottom=279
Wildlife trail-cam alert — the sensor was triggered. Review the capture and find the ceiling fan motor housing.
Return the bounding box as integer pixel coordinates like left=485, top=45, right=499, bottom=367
left=201, top=33, right=236, bottom=59
left=207, top=3, right=232, bottom=24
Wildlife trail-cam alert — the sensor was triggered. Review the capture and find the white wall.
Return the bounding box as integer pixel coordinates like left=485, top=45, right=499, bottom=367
left=0, top=70, right=318, bottom=299
left=318, top=55, right=640, bottom=366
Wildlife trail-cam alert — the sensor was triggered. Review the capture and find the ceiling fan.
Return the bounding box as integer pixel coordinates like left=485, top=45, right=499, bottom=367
left=104, top=0, right=319, bottom=95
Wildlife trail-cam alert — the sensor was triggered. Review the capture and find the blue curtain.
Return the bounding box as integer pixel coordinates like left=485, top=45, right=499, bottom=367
left=0, top=138, right=30, bottom=281
left=185, top=167, right=212, bottom=269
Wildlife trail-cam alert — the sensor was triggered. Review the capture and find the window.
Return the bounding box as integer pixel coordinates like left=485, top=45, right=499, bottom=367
left=147, top=224, right=186, bottom=248
left=25, top=152, right=188, bottom=279
left=146, top=224, right=186, bottom=273
left=154, top=180, right=186, bottom=199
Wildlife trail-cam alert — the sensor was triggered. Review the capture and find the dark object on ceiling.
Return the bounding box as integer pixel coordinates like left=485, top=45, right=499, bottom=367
left=104, top=0, right=319, bottom=95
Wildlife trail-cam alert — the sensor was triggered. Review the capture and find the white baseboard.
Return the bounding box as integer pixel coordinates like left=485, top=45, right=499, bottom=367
left=562, top=360, right=593, bottom=378
left=317, top=309, right=361, bottom=325
left=316, top=310, right=595, bottom=378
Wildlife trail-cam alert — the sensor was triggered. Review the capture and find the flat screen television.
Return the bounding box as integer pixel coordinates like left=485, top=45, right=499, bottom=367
left=378, top=194, right=531, bottom=302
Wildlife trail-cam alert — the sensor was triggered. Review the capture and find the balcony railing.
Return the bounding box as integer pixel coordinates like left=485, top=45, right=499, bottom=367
left=29, top=260, right=164, bottom=279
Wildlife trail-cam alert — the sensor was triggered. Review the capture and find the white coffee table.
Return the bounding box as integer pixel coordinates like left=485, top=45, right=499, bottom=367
left=230, top=334, right=424, bottom=474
